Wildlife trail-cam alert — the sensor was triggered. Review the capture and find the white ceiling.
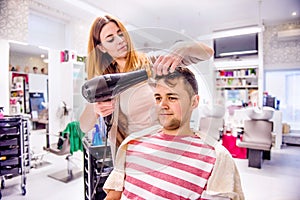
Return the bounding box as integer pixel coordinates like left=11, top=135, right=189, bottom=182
left=11, top=0, right=300, bottom=55
left=32, top=0, right=300, bottom=38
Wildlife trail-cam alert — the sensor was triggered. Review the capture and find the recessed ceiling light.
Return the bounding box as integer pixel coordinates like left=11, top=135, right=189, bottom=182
left=292, top=12, right=297, bottom=16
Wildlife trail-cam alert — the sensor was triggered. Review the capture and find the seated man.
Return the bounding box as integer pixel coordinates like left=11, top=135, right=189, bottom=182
left=104, top=67, right=244, bottom=200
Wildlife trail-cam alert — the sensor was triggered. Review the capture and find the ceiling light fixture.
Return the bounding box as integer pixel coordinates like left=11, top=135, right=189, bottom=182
left=196, top=26, right=264, bottom=41
left=198, top=1, right=264, bottom=41
left=8, top=40, right=28, bottom=46
left=38, top=46, right=50, bottom=51
left=212, top=26, right=264, bottom=39
left=292, top=12, right=297, bottom=16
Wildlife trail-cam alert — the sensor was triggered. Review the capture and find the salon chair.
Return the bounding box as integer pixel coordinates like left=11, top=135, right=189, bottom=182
left=236, top=120, right=273, bottom=169
left=43, top=121, right=85, bottom=183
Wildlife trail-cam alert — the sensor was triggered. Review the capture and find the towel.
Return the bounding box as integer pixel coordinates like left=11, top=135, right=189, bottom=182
left=61, top=121, right=85, bottom=154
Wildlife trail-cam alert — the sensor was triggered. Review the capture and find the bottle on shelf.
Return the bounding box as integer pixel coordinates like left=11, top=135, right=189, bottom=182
left=92, top=124, right=103, bottom=146
left=0, top=107, right=4, bottom=119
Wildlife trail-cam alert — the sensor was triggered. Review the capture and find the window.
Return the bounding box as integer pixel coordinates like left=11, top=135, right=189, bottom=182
left=265, top=70, right=300, bottom=131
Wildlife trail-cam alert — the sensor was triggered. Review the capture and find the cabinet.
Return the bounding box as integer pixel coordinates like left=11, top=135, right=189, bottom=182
left=0, top=116, right=30, bottom=199
left=9, top=73, right=30, bottom=115
left=82, top=137, right=113, bottom=200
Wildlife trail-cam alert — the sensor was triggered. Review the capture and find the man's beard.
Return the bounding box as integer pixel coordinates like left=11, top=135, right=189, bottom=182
left=160, top=118, right=181, bottom=130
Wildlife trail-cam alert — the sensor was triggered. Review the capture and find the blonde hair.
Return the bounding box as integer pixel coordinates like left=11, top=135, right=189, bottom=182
left=86, top=15, right=151, bottom=80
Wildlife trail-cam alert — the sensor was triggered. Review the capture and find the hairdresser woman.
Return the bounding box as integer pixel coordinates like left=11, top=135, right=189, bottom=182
left=79, top=15, right=214, bottom=159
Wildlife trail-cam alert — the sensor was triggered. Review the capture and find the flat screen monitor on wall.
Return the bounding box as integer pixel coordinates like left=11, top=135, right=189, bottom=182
left=213, top=33, right=258, bottom=59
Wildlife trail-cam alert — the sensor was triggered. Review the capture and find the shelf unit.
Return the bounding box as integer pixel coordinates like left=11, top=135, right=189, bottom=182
left=0, top=115, right=30, bottom=199
left=9, top=73, right=30, bottom=115
left=82, top=137, right=113, bottom=200
left=214, top=59, right=262, bottom=106
left=216, top=65, right=259, bottom=90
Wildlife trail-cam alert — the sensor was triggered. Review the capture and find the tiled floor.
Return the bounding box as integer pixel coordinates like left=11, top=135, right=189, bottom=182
left=1, top=129, right=84, bottom=200
left=1, top=129, right=300, bottom=200
left=235, top=144, right=300, bottom=200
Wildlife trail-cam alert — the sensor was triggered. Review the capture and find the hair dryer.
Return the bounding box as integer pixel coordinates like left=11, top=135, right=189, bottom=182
left=81, top=69, right=148, bottom=103
left=81, top=69, right=148, bottom=134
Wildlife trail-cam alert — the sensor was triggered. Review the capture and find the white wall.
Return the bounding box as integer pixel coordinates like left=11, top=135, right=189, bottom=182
left=28, top=12, right=66, bottom=50
left=48, top=49, right=73, bottom=134
left=0, top=39, right=10, bottom=114
left=263, top=21, right=300, bottom=70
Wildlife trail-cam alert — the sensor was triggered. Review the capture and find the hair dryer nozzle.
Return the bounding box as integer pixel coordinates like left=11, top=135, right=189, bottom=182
left=82, top=69, right=148, bottom=103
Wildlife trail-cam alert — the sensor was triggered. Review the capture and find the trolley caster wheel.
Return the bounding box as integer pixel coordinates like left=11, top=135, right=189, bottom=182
left=1, top=179, right=4, bottom=189
left=21, top=187, right=26, bottom=195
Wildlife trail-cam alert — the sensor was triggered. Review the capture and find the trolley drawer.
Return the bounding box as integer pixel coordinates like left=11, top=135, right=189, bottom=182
left=0, top=148, right=19, bottom=156
left=0, top=126, right=19, bottom=134
left=0, top=118, right=22, bottom=127
left=0, top=157, right=20, bottom=167
left=0, top=167, right=20, bottom=176
left=0, top=138, right=19, bottom=147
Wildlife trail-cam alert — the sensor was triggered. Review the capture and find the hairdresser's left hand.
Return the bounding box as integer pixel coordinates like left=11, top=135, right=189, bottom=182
left=152, top=52, right=183, bottom=76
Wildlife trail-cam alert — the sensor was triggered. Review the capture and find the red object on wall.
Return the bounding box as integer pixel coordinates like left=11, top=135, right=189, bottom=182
left=12, top=73, right=29, bottom=83
left=222, top=134, right=247, bottom=159
left=60, top=51, right=65, bottom=62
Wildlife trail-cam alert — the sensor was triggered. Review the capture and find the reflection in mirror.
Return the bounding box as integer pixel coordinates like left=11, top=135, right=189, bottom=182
left=9, top=42, right=48, bottom=75
left=8, top=42, right=49, bottom=127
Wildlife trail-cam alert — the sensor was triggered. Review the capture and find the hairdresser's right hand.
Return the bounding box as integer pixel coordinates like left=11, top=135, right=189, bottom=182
left=104, top=190, right=122, bottom=200
left=93, top=100, right=115, bottom=117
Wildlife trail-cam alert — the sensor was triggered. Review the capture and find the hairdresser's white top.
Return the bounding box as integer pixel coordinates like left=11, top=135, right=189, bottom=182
left=119, top=81, right=158, bottom=134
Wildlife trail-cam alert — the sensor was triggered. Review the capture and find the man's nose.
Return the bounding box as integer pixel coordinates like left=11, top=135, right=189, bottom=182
left=160, top=98, right=169, bottom=108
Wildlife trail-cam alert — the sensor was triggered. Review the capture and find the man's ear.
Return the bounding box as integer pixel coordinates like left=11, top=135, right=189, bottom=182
left=191, top=95, right=200, bottom=109
left=96, top=44, right=107, bottom=53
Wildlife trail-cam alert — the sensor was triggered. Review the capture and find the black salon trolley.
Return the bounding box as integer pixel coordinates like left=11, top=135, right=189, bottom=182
left=82, top=137, right=113, bottom=200
left=0, top=115, right=30, bottom=199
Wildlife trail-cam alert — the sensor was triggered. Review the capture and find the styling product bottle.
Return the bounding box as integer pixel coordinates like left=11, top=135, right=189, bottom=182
left=92, top=124, right=103, bottom=146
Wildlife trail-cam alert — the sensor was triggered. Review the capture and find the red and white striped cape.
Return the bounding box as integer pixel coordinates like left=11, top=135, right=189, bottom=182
left=122, top=130, right=217, bottom=200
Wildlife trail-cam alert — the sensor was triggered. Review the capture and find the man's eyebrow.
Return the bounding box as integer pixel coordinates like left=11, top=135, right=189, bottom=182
left=166, top=93, right=178, bottom=96
left=154, top=93, right=178, bottom=96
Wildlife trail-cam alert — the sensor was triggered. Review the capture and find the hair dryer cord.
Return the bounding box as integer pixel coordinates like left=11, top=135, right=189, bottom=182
left=104, top=114, right=113, bottom=137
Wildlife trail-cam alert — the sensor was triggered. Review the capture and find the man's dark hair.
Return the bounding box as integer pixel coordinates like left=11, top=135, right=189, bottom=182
left=154, top=67, right=198, bottom=97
